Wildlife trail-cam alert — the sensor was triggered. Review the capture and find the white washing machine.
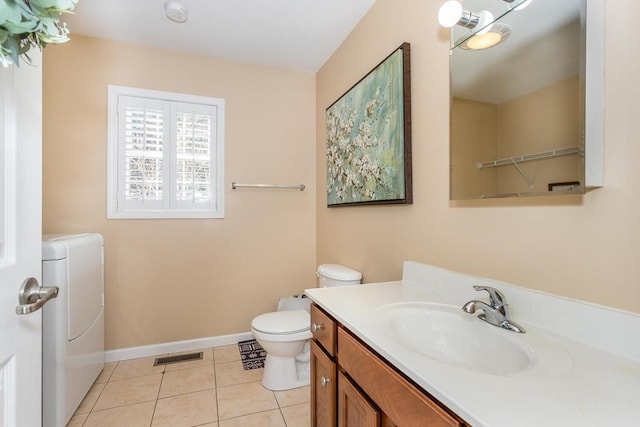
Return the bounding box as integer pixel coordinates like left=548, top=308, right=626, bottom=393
left=42, top=234, right=105, bottom=427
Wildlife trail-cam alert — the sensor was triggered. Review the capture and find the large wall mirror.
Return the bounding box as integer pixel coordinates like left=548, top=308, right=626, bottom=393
left=448, top=0, right=603, bottom=200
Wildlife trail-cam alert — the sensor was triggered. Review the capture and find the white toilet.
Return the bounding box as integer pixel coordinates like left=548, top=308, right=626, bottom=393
left=251, top=264, right=362, bottom=391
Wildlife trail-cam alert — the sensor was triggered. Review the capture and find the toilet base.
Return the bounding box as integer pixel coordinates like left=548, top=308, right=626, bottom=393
left=261, top=354, right=310, bottom=391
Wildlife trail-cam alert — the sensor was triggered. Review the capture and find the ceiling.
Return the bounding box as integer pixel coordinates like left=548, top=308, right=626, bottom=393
left=63, top=0, right=376, bottom=73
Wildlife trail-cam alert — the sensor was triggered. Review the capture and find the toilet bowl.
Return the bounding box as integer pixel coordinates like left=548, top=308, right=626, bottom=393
left=251, top=309, right=312, bottom=391
left=250, top=264, right=362, bottom=391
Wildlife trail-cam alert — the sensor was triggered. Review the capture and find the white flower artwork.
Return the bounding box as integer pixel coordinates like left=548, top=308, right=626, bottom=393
left=326, top=43, right=412, bottom=206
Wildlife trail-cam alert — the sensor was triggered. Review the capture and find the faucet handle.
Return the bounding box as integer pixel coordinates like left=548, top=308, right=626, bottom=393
left=473, top=285, right=506, bottom=308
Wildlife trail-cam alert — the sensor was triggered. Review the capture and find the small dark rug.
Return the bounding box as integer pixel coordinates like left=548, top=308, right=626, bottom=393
left=238, top=339, right=266, bottom=370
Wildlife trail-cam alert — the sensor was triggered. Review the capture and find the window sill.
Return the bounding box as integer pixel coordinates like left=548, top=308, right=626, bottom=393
left=107, top=210, right=224, bottom=219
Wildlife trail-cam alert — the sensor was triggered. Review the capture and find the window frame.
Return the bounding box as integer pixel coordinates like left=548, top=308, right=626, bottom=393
left=107, top=85, right=225, bottom=219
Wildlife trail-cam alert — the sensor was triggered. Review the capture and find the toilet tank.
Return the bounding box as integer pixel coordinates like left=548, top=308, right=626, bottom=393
left=317, top=264, right=362, bottom=287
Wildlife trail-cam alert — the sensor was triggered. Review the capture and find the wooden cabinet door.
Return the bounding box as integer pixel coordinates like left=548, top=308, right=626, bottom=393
left=338, top=371, right=380, bottom=427
left=311, top=340, right=336, bottom=427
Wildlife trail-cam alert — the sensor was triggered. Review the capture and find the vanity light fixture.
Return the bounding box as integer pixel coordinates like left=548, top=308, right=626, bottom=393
left=165, top=0, right=188, bottom=23
left=457, top=23, right=512, bottom=50
left=437, top=0, right=495, bottom=35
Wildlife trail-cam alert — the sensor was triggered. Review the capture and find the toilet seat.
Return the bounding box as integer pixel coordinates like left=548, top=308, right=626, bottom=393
left=251, top=309, right=309, bottom=335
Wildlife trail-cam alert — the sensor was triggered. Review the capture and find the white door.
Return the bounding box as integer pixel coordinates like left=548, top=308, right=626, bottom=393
left=0, top=52, right=49, bottom=427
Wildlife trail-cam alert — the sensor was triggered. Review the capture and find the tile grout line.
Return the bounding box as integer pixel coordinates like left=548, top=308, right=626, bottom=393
left=213, top=346, right=221, bottom=425
left=278, top=405, right=288, bottom=426
left=213, top=344, right=242, bottom=425
left=148, top=361, right=166, bottom=426
left=78, top=360, right=119, bottom=426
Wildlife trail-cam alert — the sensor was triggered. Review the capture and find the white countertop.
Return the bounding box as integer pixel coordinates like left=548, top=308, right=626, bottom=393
left=305, top=262, right=640, bottom=427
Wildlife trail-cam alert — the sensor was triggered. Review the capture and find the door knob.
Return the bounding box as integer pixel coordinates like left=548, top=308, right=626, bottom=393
left=16, top=277, right=59, bottom=315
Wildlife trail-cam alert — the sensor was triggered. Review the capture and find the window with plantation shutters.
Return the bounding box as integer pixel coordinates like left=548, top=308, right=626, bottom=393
left=108, top=86, right=225, bottom=218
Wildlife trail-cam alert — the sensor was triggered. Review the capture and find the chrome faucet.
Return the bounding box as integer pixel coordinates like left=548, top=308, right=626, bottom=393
left=462, top=285, right=525, bottom=333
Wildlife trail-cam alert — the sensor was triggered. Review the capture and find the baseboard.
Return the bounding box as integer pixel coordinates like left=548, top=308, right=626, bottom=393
left=104, top=331, right=254, bottom=363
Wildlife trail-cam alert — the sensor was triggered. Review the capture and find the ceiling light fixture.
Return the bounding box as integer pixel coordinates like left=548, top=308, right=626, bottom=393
left=457, top=23, right=512, bottom=50
left=438, top=0, right=495, bottom=36
left=165, top=0, right=188, bottom=24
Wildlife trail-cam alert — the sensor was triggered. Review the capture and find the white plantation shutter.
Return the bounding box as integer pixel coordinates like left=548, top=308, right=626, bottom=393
left=173, top=102, right=216, bottom=211
left=118, top=96, right=169, bottom=211
left=108, top=86, right=225, bottom=218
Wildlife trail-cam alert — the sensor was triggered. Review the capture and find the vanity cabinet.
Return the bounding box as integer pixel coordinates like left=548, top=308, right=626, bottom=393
left=310, top=303, right=469, bottom=427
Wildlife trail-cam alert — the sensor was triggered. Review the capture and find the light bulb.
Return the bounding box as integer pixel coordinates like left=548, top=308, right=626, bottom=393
left=514, top=0, right=532, bottom=10
left=502, top=0, right=532, bottom=11
left=475, top=10, right=495, bottom=35
left=438, top=0, right=463, bottom=28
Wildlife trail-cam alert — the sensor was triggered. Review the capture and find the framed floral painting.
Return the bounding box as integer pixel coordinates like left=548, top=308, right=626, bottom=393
left=326, top=42, right=412, bottom=207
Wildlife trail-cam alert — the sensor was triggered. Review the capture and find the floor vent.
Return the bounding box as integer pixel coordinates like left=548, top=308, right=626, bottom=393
left=153, top=352, right=203, bottom=366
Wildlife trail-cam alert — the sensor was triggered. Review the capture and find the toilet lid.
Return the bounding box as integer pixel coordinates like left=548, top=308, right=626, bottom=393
left=251, top=310, right=310, bottom=334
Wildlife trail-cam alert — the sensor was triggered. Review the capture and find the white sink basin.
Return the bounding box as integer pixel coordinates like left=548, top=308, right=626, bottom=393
left=375, top=302, right=535, bottom=376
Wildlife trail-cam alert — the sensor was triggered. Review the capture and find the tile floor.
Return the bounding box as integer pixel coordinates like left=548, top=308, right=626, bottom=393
left=67, top=345, right=310, bottom=427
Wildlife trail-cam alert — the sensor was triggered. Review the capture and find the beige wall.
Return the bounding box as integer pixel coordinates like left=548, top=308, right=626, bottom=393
left=450, top=98, right=498, bottom=198
left=43, top=36, right=317, bottom=350
left=316, top=1, right=640, bottom=313
left=452, top=77, right=581, bottom=197
left=496, top=76, right=581, bottom=194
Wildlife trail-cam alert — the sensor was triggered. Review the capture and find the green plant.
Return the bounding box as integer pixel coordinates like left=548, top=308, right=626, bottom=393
left=0, top=0, right=77, bottom=67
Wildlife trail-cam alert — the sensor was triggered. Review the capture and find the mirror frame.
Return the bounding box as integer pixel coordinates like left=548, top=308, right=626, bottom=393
left=584, top=0, right=604, bottom=187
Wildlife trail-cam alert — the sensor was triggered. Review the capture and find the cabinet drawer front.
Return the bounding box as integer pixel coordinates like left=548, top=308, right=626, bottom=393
left=338, top=328, right=464, bottom=427
left=311, top=304, right=337, bottom=356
